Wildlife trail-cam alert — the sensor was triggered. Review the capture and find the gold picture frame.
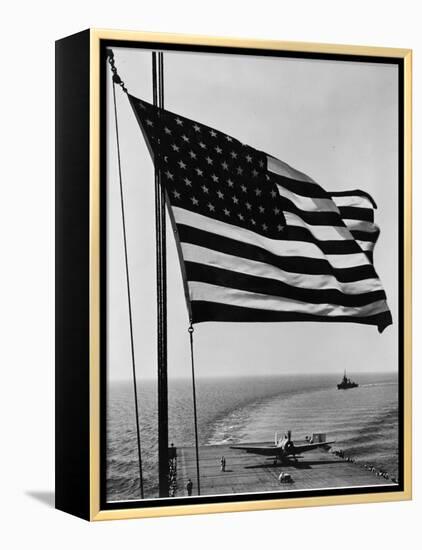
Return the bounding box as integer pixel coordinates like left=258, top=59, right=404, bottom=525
left=55, top=28, right=412, bottom=521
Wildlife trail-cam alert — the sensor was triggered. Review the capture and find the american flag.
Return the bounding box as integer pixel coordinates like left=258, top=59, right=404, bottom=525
left=129, top=95, right=392, bottom=333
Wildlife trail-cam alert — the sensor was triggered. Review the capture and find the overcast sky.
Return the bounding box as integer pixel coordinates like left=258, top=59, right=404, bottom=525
left=106, top=47, right=398, bottom=382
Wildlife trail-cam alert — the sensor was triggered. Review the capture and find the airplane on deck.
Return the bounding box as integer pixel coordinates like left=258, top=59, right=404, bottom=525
left=230, top=431, right=335, bottom=464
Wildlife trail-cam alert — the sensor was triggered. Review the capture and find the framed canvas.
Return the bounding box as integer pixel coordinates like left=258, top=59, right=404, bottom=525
left=55, top=29, right=412, bottom=521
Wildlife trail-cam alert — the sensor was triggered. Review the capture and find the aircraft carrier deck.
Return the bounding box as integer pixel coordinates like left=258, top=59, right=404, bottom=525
left=172, top=442, right=396, bottom=497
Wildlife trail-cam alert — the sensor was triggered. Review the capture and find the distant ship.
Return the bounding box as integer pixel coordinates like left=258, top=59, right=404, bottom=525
left=337, top=371, right=359, bottom=390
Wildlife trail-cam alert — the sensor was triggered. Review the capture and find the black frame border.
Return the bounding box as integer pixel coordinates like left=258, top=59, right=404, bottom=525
left=99, top=39, right=405, bottom=512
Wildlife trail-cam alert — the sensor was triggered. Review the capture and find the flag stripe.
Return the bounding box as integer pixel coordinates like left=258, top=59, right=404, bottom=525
left=190, top=300, right=392, bottom=329
left=177, top=225, right=378, bottom=282
left=356, top=240, right=375, bottom=252
left=267, top=155, right=315, bottom=183
left=342, top=219, right=380, bottom=233
left=350, top=229, right=380, bottom=243
left=188, top=281, right=390, bottom=317
left=338, top=206, right=374, bottom=223
left=284, top=211, right=354, bottom=242
left=179, top=217, right=367, bottom=256
left=274, top=175, right=379, bottom=266
left=275, top=180, right=379, bottom=264
left=273, top=174, right=332, bottom=199
left=173, top=207, right=371, bottom=270
left=271, top=174, right=377, bottom=210
left=279, top=195, right=348, bottom=227
left=283, top=226, right=364, bottom=255
left=330, top=191, right=377, bottom=209
left=276, top=185, right=339, bottom=213
left=181, top=242, right=384, bottom=295
left=184, top=261, right=386, bottom=307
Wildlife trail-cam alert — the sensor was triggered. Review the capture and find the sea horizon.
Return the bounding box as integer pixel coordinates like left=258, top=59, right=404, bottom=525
left=108, top=370, right=398, bottom=384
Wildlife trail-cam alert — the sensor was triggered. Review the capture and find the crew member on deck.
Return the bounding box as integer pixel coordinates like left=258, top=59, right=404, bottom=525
left=220, top=456, right=226, bottom=472
left=186, top=478, right=193, bottom=496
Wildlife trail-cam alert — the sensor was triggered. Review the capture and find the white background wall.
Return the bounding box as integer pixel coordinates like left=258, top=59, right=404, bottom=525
left=0, top=0, right=419, bottom=548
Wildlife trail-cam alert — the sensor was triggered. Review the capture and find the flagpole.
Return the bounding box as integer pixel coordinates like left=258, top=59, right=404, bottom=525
left=152, top=51, right=169, bottom=498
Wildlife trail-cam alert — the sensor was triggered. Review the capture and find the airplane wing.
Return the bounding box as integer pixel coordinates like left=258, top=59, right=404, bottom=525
left=230, top=444, right=279, bottom=456
left=292, top=441, right=335, bottom=453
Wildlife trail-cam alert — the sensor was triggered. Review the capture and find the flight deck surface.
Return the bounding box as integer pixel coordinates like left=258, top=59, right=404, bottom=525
left=174, top=443, right=396, bottom=497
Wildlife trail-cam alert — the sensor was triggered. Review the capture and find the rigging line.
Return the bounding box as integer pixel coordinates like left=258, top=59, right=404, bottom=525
left=111, top=77, right=145, bottom=499
left=188, top=323, right=201, bottom=495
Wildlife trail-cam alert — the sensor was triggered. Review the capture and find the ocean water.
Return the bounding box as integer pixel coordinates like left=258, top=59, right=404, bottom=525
left=106, top=372, right=398, bottom=501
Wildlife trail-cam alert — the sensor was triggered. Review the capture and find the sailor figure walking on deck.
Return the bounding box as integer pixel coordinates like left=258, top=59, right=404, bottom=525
left=220, top=456, right=226, bottom=472
left=186, top=478, right=193, bottom=496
